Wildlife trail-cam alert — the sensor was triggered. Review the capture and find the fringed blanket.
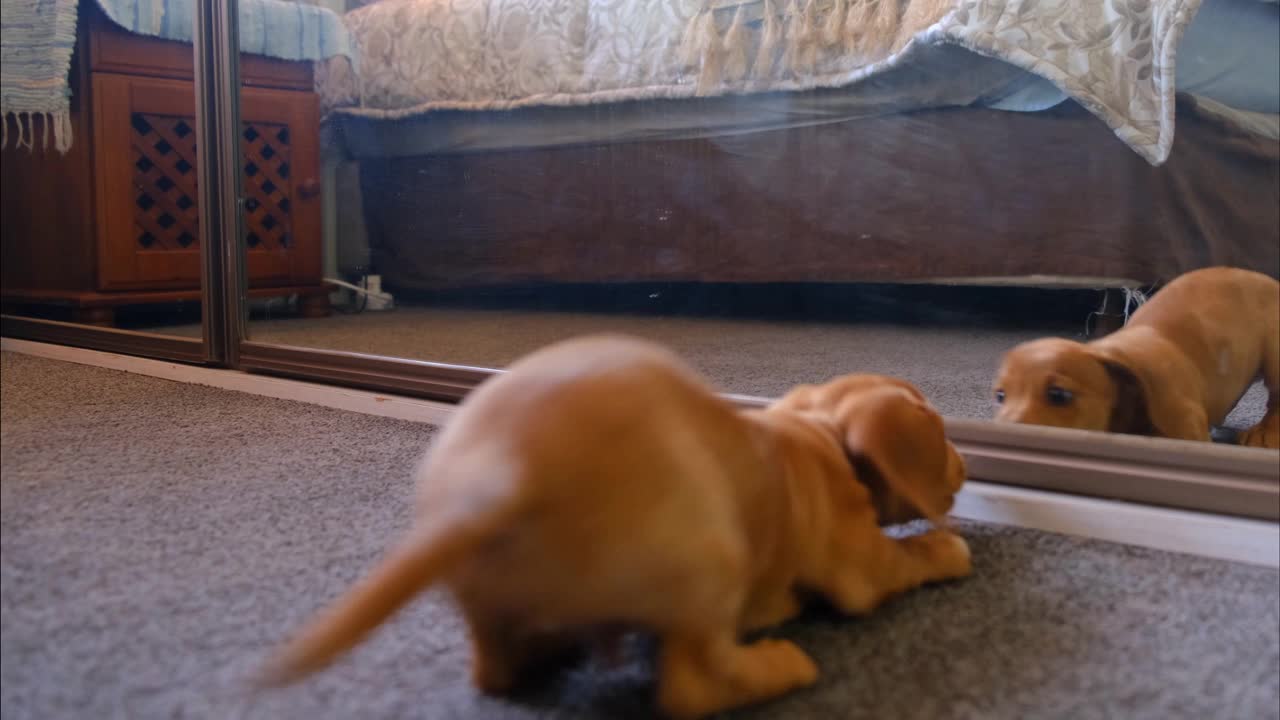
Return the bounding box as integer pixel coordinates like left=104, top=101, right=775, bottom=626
left=320, top=0, right=1203, bottom=164
left=0, top=0, right=353, bottom=153
left=1, top=0, right=79, bottom=153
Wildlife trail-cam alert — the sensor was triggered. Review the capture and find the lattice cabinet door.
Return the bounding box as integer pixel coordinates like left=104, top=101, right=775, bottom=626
left=92, top=73, right=322, bottom=290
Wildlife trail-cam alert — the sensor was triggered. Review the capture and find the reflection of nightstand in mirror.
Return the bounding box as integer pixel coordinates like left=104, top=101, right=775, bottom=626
left=0, top=3, right=329, bottom=327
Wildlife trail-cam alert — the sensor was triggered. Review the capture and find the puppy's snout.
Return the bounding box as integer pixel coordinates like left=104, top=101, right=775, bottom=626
left=993, top=400, right=1031, bottom=423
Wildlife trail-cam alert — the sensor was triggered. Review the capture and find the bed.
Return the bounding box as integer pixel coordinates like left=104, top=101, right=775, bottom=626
left=316, top=0, right=1280, bottom=294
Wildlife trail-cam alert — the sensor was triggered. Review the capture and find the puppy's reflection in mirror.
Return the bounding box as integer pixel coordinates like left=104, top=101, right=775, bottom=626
left=992, top=267, right=1279, bottom=450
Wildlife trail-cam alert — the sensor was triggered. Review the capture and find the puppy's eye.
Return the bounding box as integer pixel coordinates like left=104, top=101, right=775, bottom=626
left=1046, top=386, right=1074, bottom=406
left=994, top=390, right=1006, bottom=404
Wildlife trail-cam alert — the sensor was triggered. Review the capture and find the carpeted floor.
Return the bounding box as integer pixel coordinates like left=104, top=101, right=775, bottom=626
left=2, top=352, right=1278, bottom=719
left=161, top=304, right=1270, bottom=429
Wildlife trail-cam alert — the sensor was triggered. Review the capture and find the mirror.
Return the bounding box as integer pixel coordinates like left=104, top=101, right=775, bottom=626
left=1, top=3, right=213, bottom=341
left=241, top=0, right=1277, bottom=455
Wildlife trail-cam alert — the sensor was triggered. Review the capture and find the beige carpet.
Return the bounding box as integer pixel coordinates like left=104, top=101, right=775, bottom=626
left=2, top=352, right=1278, bottom=720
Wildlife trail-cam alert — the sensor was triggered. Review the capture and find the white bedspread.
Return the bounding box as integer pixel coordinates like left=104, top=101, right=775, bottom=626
left=319, top=0, right=1205, bottom=165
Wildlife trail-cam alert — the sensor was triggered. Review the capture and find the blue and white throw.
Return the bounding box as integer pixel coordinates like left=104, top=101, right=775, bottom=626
left=1, top=0, right=353, bottom=153
left=93, top=0, right=352, bottom=65
left=1, top=0, right=79, bottom=152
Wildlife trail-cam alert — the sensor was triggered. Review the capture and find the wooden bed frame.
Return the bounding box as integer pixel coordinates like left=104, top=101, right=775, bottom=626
left=353, top=96, right=1279, bottom=294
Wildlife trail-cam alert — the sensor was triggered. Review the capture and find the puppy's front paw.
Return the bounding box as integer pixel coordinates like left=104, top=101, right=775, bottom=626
left=919, top=529, right=972, bottom=581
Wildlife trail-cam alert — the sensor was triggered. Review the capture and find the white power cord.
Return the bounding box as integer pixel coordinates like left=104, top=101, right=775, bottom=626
left=325, top=276, right=394, bottom=311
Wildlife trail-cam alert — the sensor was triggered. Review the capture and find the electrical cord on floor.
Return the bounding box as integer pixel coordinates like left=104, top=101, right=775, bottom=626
left=328, top=276, right=372, bottom=315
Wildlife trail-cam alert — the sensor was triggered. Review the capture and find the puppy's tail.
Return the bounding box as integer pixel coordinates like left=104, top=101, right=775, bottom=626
left=257, top=503, right=503, bottom=689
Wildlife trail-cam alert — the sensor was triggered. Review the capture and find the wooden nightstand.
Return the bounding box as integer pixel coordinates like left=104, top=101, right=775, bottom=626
left=1, top=3, right=330, bottom=326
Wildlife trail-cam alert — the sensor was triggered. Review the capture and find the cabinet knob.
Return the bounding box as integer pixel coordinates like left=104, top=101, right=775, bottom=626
left=298, top=179, right=321, bottom=199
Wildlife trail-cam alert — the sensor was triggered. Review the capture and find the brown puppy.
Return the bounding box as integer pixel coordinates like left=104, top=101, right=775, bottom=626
left=993, top=267, right=1279, bottom=448
left=258, top=335, right=970, bottom=719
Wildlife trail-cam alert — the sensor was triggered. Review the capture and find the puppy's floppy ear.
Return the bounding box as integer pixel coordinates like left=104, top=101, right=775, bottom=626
left=838, top=387, right=954, bottom=528
left=1093, top=352, right=1158, bottom=437
left=775, top=375, right=923, bottom=415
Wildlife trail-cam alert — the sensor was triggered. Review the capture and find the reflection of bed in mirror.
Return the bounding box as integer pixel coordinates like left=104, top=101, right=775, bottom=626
left=347, top=97, right=1278, bottom=293
left=318, top=0, right=1279, bottom=296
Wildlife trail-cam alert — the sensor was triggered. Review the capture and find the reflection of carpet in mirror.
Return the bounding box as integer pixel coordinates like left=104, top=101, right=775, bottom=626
left=167, top=306, right=1270, bottom=432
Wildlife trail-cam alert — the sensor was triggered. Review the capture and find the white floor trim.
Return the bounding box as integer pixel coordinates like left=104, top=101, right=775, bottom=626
left=5, top=338, right=1277, bottom=569
left=0, top=338, right=456, bottom=426
left=951, top=482, right=1278, bottom=568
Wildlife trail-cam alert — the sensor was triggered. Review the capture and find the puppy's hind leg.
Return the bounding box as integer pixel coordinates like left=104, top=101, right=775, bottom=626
left=657, top=628, right=818, bottom=719
left=656, top=566, right=816, bottom=718
left=1239, top=332, right=1279, bottom=449
left=462, top=610, right=527, bottom=694
left=460, top=604, right=580, bottom=695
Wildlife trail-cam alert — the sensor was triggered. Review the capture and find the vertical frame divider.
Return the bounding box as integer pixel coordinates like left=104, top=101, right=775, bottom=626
left=193, top=0, right=246, bottom=366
